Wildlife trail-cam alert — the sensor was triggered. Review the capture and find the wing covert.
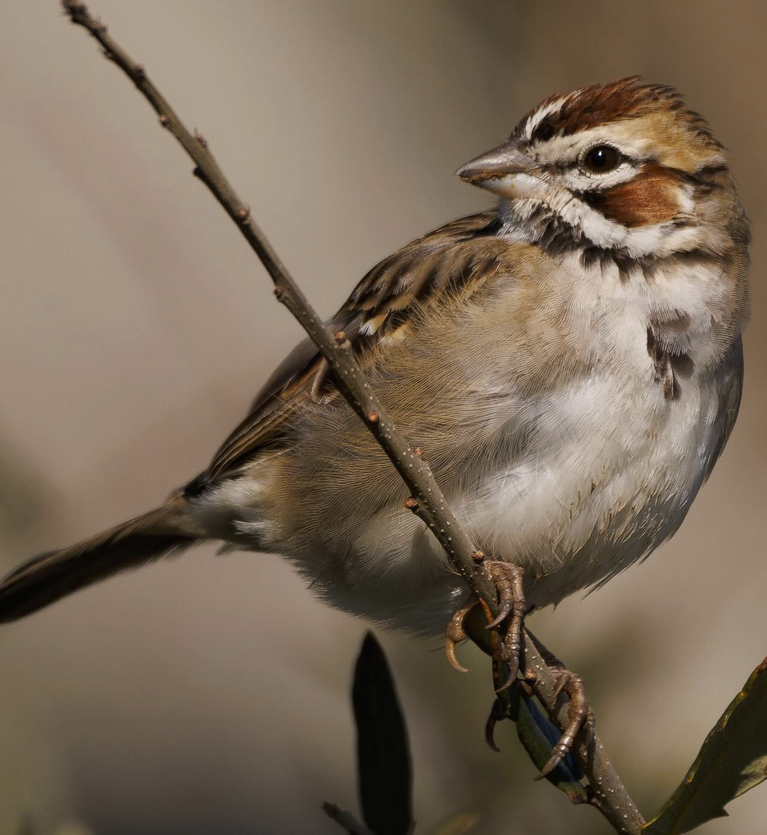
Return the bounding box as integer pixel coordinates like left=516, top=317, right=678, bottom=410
left=196, top=210, right=504, bottom=486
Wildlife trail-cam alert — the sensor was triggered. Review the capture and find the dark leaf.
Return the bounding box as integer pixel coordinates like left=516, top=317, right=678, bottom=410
left=353, top=632, right=413, bottom=835
left=644, top=657, right=767, bottom=834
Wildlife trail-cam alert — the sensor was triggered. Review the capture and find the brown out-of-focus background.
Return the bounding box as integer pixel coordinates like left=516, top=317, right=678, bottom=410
left=0, top=1, right=765, bottom=833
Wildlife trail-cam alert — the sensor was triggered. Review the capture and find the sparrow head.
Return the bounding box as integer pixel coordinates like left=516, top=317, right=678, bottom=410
left=457, top=77, right=748, bottom=260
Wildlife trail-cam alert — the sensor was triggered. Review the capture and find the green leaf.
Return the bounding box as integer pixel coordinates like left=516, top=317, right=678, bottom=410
left=644, top=657, right=767, bottom=834
left=353, top=632, right=413, bottom=835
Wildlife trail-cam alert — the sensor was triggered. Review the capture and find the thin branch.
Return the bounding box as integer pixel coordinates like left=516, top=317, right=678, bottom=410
left=59, top=0, right=497, bottom=606
left=60, top=3, right=645, bottom=832
left=519, top=633, right=643, bottom=832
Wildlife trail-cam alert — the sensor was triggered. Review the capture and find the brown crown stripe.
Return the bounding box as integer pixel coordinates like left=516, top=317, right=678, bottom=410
left=519, top=77, right=722, bottom=149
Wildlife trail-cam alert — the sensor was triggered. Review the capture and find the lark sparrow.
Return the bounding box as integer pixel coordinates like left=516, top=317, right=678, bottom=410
left=0, top=79, right=750, bottom=656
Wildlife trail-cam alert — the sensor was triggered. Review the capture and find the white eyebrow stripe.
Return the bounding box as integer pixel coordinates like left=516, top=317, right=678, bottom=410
left=524, top=98, right=569, bottom=140
left=531, top=122, right=657, bottom=166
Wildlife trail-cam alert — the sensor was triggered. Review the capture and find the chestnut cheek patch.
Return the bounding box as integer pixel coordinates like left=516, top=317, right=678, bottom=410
left=583, top=165, right=682, bottom=228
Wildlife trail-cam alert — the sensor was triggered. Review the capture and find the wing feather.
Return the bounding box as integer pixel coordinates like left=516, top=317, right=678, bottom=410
left=192, top=210, right=503, bottom=488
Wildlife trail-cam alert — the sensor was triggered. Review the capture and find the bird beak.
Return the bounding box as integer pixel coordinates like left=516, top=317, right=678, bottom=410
left=456, top=140, right=542, bottom=199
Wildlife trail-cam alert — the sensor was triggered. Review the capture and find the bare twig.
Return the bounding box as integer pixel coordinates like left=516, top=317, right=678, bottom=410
left=60, top=3, right=645, bottom=832
left=59, top=0, right=497, bottom=605
left=519, top=633, right=642, bottom=831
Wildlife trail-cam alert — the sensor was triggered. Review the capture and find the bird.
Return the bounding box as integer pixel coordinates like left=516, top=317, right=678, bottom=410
left=0, top=77, right=750, bottom=662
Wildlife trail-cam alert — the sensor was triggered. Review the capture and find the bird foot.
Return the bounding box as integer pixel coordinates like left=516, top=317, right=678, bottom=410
left=485, top=561, right=526, bottom=692
left=444, top=560, right=526, bottom=689
left=444, top=564, right=593, bottom=779
left=484, top=661, right=594, bottom=780
left=531, top=654, right=595, bottom=780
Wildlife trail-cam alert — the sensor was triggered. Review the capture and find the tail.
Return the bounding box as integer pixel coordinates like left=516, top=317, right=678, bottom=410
left=0, top=501, right=197, bottom=623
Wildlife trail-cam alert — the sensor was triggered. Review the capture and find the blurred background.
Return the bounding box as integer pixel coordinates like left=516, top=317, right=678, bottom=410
left=0, top=1, right=765, bottom=833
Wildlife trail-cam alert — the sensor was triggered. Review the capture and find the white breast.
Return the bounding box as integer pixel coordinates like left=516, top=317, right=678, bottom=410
left=461, top=368, right=716, bottom=610
left=308, top=363, right=722, bottom=636
left=212, top=251, right=740, bottom=637
left=457, top=253, right=733, bottom=611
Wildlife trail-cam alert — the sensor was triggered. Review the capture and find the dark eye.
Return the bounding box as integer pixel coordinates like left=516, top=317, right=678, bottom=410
left=582, top=145, right=622, bottom=174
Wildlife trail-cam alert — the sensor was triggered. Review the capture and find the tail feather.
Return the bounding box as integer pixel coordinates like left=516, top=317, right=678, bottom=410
left=0, top=503, right=197, bottom=623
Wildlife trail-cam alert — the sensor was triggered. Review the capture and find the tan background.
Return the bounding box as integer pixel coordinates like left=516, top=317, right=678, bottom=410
left=0, top=1, right=766, bottom=833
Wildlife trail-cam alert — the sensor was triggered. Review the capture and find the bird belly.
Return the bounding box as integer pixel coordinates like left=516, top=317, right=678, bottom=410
left=461, top=369, right=723, bottom=613
left=237, top=367, right=724, bottom=637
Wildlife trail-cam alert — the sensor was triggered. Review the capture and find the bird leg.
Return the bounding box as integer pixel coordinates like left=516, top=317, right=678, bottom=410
left=444, top=560, right=526, bottom=688
left=526, top=631, right=595, bottom=780
left=444, top=564, right=592, bottom=779
left=485, top=561, right=526, bottom=692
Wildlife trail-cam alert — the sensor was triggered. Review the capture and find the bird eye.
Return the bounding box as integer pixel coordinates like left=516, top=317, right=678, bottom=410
left=582, top=145, right=622, bottom=174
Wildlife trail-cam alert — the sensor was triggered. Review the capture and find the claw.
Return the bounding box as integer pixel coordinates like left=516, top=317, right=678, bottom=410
left=445, top=596, right=478, bottom=674
left=534, top=670, right=592, bottom=780
left=485, top=562, right=522, bottom=629
left=487, top=599, right=513, bottom=630
left=445, top=636, right=470, bottom=674
left=495, top=636, right=520, bottom=692
left=484, top=562, right=526, bottom=692
left=484, top=697, right=505, bottom=753
left=495, top=670, right=516, bottom=694
left=536, top=739, right=573, bottom=780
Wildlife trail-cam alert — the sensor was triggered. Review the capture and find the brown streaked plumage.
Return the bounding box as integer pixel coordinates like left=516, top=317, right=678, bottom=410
left=201, top=210, right=507, bottom=484
left=520, top=76, right=723, bottom=151
left=0, top=79, right=750, bottom=656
